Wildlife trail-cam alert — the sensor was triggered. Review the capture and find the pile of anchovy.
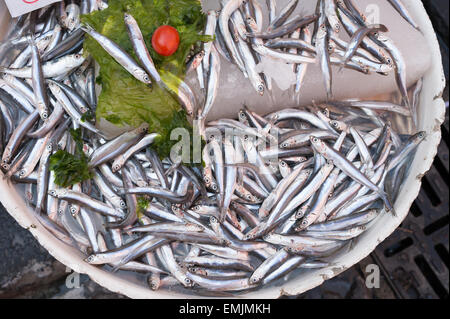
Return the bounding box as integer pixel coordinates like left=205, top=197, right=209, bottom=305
left=0, top=0, right=427, bottom=294
left=193, top=0, right=421, bottom=110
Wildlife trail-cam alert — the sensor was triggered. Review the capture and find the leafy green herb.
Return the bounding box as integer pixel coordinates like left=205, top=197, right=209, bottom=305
left=137, top=197, right=150, bottom=211
left=137, top=197, right=150, bottom=221
left=49, top=129, right=93, bottom=187
left=81, top=0, right=211, bottom=159
left=80, top=110, right=95, bottom=123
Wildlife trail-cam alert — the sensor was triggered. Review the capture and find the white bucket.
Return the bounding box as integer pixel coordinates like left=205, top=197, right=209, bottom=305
left=0, top=1, right=446, bottom=298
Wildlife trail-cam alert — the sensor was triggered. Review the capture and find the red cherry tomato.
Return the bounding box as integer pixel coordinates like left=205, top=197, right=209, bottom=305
left=152, top=25, right=180, bottom=57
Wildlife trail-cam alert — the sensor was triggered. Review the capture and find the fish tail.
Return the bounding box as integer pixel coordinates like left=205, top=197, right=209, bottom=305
left=34, top=205, right=42, bottom=216
left=379, top=190, right=396, bottom=216
left=25, top=35, right=34, bottom=45
left=80, top=23, right=94, bottom=33
left=218, top=207, right=227, bottom=223
left=111, top=264, right=121, bottom=273
left=112, top=254, right=133, bottom=272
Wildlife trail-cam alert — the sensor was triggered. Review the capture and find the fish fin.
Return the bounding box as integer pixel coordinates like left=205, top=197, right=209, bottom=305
left=348, top=239, right=356, bottom=251
left=116, top=187, right=127, bottom=195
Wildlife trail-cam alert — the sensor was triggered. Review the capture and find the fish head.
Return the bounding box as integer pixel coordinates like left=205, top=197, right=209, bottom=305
left=310, top=136, right=327, bottom=153
left=238, top=111, right=249, bottom=125
left=112, top=162, right=122, bottom=173
left=329, top=120, right=346, bottom=132
left=209, top=216, right=219, bottom=227
left=85, top=254, right=100, bottom=264
left=137, top=122, right=150, bottom=133
left=257, top=83, right=265, bottom=96
left=48, top=189, right=61, bottom=197
left=210, top=182, right=219, bottom=192
left=69, top=54, right=86, bottom=68
left=182, top=276, right=194, bottom=287
left=48, top=81, right=61, bottom=94
left=137, top=70, right=152, bottom=85
left=279, top=140, right=292, bottom=149
left=147, top=276, right=161, bottom=291
left=414, top=131, right=427, bottom=143
left=331, top=22, right=340, bottom=34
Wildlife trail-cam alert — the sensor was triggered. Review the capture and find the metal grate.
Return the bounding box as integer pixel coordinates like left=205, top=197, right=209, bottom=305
left=370, top=113, right=449, bottom=299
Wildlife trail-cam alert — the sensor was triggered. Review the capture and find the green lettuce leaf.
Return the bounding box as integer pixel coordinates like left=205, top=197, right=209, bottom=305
left=81, top=0, right=210, bottom=158
left=49, top=129, right=93, bottom=187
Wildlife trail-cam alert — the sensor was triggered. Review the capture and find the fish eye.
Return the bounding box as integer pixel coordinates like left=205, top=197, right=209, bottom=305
left=184, top=278, right=192, bottom=285
left=204, top=176, right=210, bottom=183
left=212, top=184, right=218, bottom=191
left=258, top=85, right=264, bottom=92
left=120, top=201, right=126, bottom=208
left=75, top=54, right=81, bottom=59
left=282, top=143, right=288, bottom=148
left=312, top=137, right=319, bottom=143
